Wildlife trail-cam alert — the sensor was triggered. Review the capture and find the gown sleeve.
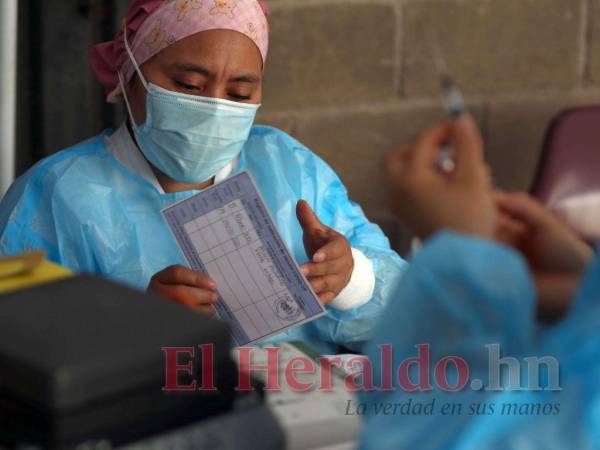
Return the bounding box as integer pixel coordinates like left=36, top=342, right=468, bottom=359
left=0, top=159, right=97, bottom=273
left=0, top=167, right=62, bottom=261
left=358, top=230, right=540, bottom=449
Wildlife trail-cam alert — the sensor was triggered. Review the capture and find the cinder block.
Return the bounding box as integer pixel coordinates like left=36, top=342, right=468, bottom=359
left=485, top=90, right=600, bottom=191
left=260, top=2, right=397, bottom=113
left=292, top=102, right=484, bottom=213
left=403, top=0, right=583, bottom=96
left=363, top=210, right=414, bottom=257
left=255, top=112, right=296, bottom=135
left=589, top=0, right=600, bottom=83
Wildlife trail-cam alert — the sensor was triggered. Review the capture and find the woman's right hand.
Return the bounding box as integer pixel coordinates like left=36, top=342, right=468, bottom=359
left=148, top=265, right=218, bottom=316
left=385, top=115, right=495, bottom=240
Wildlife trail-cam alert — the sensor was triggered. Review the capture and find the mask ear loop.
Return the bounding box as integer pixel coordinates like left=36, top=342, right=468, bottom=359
left=118, top=70, right=141, bottom=132
left=118, top=20, right=149, bottom=146
left=121, top=21, right=149, bottom=92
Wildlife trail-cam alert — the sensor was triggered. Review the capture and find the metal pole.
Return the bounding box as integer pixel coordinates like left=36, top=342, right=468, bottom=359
left=0, top=0, right=18, bottom=198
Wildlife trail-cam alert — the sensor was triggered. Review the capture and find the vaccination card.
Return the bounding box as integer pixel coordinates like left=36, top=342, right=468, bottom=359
left=162, top=171, right=326, bottom=346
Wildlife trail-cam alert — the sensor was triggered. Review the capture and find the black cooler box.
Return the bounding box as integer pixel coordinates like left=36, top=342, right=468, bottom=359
left=0, top=276, right=283, bottom=449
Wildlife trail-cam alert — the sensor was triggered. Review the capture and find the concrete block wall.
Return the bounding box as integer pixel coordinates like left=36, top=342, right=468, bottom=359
left=257, top=0, right=600, bottom=253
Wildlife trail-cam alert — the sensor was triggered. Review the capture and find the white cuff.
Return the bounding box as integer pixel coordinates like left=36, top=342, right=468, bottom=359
left=329, top=248, right=376, bottom=311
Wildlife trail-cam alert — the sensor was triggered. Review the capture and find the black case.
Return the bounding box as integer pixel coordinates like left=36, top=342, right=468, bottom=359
left=0, top=275, right=241, bottom=449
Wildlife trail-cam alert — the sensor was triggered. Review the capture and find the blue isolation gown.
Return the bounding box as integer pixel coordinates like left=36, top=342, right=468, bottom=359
left=359, top=231, right=600, bottom=449
left=0, top=125, right=406, bottom=354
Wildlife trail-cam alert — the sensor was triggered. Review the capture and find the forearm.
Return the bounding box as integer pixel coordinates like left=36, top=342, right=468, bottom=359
left=360, top=231, right=538, bottom=449
left=376, top=231, right=536, bottom=354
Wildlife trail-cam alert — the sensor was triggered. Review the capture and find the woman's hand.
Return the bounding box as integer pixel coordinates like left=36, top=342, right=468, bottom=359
left=494, top=192, right=594, bottom=320
left=296, top=200, right=354, bottom=304
left=148, top=265, right=218, bottom=316
left=385, top=115, right=495, bottom=240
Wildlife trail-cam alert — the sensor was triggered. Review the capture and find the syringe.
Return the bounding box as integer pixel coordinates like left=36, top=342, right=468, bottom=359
left=427, top=29, right=466, bottom=172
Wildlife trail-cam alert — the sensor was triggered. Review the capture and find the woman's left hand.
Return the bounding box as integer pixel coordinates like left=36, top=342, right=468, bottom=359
left=296, top=200, right=354, bottom=304
left=494, top=192, right=594, bottom=321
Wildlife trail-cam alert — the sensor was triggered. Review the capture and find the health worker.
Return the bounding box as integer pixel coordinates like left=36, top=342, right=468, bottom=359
left=360, top=116, right=598, bottom=449
left=0, top=0, right=406, bottom=354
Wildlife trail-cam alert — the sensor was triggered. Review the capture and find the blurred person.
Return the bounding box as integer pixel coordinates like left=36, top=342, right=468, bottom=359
left=359, top=116, right=598, bottom=449
left=0, top=0, right=405, bottom=354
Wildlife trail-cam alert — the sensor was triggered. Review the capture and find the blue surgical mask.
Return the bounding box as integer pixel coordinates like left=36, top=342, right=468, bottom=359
left=119, top=30, right=260, bottom=184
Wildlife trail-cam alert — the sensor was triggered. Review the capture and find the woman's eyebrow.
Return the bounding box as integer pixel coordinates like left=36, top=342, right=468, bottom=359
left=171, top=62, right=260, bottom=83
left=173, top=62, right=212, bottom=77
left=229, top=74, right=261, bottom=84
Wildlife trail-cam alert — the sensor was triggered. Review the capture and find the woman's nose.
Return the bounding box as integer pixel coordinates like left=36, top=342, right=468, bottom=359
left=202, top=82, right=227, bottom=101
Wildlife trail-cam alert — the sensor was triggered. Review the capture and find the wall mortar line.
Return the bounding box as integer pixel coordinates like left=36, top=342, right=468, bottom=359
left=394, top=0, right=405, bottom=97
left=577, top=0, right=592, bottom=85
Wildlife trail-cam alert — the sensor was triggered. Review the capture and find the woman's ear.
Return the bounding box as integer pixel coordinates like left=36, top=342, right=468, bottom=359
left=126, top=73, right=148, bottom=125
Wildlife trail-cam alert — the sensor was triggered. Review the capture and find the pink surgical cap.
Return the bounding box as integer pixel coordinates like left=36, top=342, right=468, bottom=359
left=90, top=0, right=269, bottom=103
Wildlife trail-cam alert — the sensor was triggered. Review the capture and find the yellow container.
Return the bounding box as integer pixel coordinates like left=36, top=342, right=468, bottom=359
left=0, top=251, right=72, bottom=295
